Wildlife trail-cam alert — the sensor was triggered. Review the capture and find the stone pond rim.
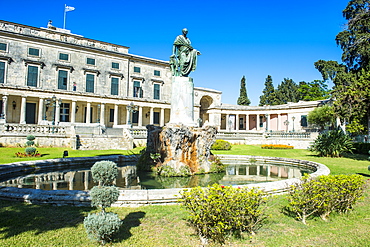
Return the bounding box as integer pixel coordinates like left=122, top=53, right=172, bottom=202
left=0, top=154, right=330, bottom=206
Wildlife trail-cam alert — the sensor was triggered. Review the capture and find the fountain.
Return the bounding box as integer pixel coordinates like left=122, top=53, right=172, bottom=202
left=144, top=28, right=217, bottom=176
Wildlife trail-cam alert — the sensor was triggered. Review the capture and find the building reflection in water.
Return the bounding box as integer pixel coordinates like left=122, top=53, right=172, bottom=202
left=0, top=161, right=310, bottom=190
left=0, top=165, right=139, bottom=191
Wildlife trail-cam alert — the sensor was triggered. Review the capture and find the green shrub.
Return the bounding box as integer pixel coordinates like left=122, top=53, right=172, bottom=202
left=26, top=135, right=35, bottom=141
left=179, top=184, right=268, bottom=245
left=85, top=161, right=122, bottom=245
left=284, top=174, right=365, bottom=224
left=91, top=161, right=118, bottom=186
left=90, top=186, right=119, bottom=212
left=209, top=156, right=227, bottom=173
left=309, top=129, right=354, bottom=157
left=352, top=142, right=370, bottom=155
left=25, top=147, right=36, bottom=155
left=84, top=212, right=122, bottom=245
left=25, top=135, right=35, bottom=147
left=211, top=139, right=232, bottom=150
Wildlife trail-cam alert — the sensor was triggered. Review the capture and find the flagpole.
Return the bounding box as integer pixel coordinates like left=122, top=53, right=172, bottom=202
left=63, top=4, right=66, bottom=29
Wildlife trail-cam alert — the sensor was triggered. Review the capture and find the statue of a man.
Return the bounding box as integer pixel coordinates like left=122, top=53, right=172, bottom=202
left=170, top=28, right=201, bottom=77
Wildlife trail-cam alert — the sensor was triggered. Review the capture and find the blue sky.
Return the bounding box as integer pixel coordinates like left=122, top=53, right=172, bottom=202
left=0, top=0, right=349, bottom=105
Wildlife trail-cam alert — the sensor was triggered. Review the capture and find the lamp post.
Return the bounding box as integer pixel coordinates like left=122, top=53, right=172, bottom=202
left=127, top=102, right=138, bottom=127
left=292, top=116, right=296, bottom=132
left=284, top=119, right=290, bottom=132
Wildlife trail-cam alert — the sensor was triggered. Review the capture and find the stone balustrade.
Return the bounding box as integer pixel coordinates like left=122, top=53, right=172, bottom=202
left=1, top=123, right=67, bottom=136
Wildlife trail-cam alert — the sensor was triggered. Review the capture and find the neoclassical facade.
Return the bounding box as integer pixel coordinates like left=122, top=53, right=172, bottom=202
left=0, top=20, right=320, bottom=149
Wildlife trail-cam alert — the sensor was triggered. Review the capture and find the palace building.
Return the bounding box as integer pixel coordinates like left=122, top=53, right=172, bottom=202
left=0, top=20, right=321, bottom=149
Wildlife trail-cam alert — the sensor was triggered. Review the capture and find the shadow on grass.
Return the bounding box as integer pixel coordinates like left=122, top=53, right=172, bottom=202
left=40, top=154, right=50, bottom=157
left=342, top=153, right=369, bottom=161
left=115, top=211, right=146, bottom=241
left=0, top=200, right=93, bottom=239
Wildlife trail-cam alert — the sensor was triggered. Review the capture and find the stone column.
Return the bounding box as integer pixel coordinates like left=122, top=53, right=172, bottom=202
left=256, top=114, right=260, bottom=131
left=55, top=99, right=61, bottom=124
left=71, top=101, right=76, bottom=124
left=138, top=106, right=143, bottom=127
left=149, top=107, right=154, bottom=125
left=265, top=114, right=269, bottom=131
left=126, top=106, right=130, bottom=125
left=245, top=114, right=249, bottom=131
left=20, top=96, right=27, bottom=124
left=278, top=114, right=281, bottom=131
left=1, top=95, right=8, bottom=122
left=114, top=104, right=119, bottom=126
left=100, top=103, right=105, bottom=126
left=86, top=102, right=91, bottom=124
left=236, top=114, right=240, bottom=131
left=160, top=108, right=165, bottom=126
left=37, top=98, right=43, bottom=124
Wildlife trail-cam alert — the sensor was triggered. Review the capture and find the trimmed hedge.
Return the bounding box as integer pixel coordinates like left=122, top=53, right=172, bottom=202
left=352, top=142, right=370, bottom=155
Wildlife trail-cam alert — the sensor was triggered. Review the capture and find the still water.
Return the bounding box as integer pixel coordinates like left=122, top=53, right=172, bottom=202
left=0, top=159, right=313, bottom=190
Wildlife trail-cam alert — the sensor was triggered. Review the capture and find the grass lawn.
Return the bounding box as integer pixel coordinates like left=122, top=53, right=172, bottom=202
left=0, top=145, right=369, bottom=246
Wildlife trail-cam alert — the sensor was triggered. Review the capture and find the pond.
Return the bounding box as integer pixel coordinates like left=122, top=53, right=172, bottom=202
left=0, top=158, right=313, bottom=190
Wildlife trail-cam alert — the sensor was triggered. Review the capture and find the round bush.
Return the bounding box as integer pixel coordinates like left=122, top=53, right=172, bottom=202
left=91, top=161, right=118, bottom=185
left=211, top=139, right=231, bottom=150
left=25, top=140, right=35, bottom=147
left=26, top=135, right=35, bottom=141
left=90, top=186, right=119, bottom=210
left=84, top=212, right=122, bottom=245
left=25, top=147, right=36, bottom=155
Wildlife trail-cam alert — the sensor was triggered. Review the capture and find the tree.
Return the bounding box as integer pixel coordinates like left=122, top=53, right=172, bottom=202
left=336, top=0, right=370, bottom=71
left=298, top=80, right=329, bottom=101
left=307, top=105, right=336, bottom=130
left=237, top=76, right=251, bottom=106
left=274, top=78, right=300, bottom=104
left=314, top=1, right=370, bottom=135
left=259, top=75, right=277, bottom=106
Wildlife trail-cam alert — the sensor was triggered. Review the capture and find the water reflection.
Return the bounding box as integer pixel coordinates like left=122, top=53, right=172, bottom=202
left=0, top=161, right=311, bottom=190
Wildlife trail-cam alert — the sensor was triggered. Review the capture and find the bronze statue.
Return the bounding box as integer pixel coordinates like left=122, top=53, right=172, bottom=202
left=171, top=28, right=201, bottom=77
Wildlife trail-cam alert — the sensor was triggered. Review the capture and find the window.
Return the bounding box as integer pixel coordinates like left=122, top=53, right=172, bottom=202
left=134, top=66, right=140, bottom=73
left=28, top=48, right=40, bottom=56
left=27, top=65, right=38, bottom=87
left=60, top=103, right=70, bottom=122
left=133, top=81, right=143, bottom=98
left=154, top=70, right=160, bottom=76
left=111, top=77, right=119, bottom=95
left=86, top=74, right=95, bottom=93
left=132, top=111, right=139, bottom=124
left=0, top=43, right=7, bottom=51
left=109, top=108, right=114, bottom=122
left=59, top=53, right=69, bottom=61
left=154, top=84, right=160, bottom=100
left=58, top=70, right=68, bottom=90
left=0, top=62, right=5, bottom=84
left=112, top=62, right=119, bottom=69
left=301, top=115, right=308, bottom=127
left=154, top=112, right=160, bottom=125
left=259, top=115, right=264, bottom=128
left=86, top=58, right=95, bottom=65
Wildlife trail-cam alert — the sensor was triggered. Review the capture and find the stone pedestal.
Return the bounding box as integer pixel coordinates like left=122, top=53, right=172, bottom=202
left=169, top=76, right=196, bottom=126
left=146, top=124, right=217, bottom=175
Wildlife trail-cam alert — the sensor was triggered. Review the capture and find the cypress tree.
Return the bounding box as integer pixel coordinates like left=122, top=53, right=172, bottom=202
left=237, top=76, right=251, bottom=106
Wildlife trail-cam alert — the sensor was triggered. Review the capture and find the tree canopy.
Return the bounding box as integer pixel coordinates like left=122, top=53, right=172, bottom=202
left=259, top=75, right=276, bottom=106
left=315, top=0, right=370, bottom=135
